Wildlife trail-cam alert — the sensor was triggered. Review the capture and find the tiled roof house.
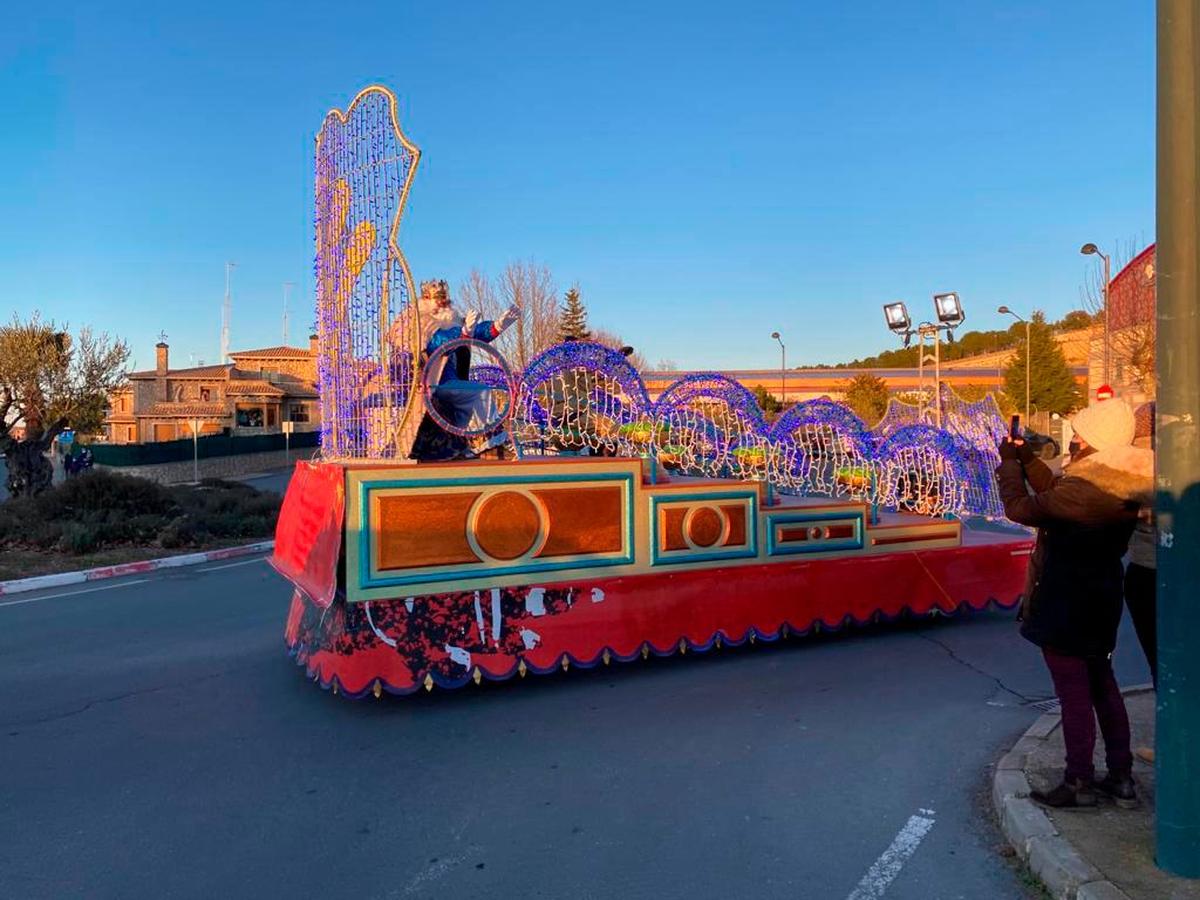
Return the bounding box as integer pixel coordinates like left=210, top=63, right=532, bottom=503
left=106, top=338, right=321, bottom=444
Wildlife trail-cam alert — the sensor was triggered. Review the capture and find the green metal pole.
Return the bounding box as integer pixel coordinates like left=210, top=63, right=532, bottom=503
left=1156, top=0, right=1200, bottom=876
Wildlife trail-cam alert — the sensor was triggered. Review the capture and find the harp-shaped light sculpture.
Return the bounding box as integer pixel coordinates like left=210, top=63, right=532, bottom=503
left=314, top=85, right=422, bottom=459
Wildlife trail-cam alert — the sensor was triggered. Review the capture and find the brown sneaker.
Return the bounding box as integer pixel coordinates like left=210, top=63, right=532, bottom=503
left=1030, top=778, right=1097, bottom=809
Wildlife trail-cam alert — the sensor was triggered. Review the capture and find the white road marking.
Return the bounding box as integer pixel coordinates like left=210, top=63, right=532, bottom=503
left=197, top=557, right=265, bottom=572
left=402, top=852, right=467, bottom=896
left=846, top=810, right=936, bottom=900
left=0, top=578, right=152, bottom=609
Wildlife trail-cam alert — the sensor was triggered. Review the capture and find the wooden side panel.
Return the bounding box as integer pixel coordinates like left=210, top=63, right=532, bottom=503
left=377, top=493, right=480, bottom=570
left=535, top=486, right=625, bottom=557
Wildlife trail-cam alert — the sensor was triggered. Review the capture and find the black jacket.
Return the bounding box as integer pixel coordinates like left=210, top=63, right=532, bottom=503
left=997, top=447, right=1153, bottom=658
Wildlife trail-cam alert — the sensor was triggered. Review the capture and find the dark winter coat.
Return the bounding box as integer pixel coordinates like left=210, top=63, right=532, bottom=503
left=997, top=446, right=1154, bottom=658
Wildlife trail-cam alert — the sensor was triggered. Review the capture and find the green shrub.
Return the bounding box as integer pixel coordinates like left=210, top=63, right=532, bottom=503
left=0, top=470, right=279, bottom=555
left=43, top=469, right=178, bottom=518
left=158, top=516, right=201, bottom=549
left=58, top=522, right=102, bottom=555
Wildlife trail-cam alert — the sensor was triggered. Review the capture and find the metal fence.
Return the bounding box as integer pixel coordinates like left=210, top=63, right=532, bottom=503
left=89, top=431, right=318, bottom=467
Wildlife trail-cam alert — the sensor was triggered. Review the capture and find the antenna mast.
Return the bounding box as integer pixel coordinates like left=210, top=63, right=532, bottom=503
left=221, top=261, right=237, bottom=363
left=282, top=281, right=295, bottom=345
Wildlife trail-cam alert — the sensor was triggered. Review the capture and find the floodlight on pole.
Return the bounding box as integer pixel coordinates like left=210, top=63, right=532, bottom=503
left=998, top=305, right=1031, bottom=424
left=881, top=294, right=966, bottom=429
left=883, top=302, right=911, bottom=333
left=933, top=292, right=965, bottom=328
left=1081, top=242, right=1111, bottom=384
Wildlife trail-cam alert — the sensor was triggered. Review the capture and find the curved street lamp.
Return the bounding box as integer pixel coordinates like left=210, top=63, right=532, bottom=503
left=1081, top=242, right=1112, bottom=384
left=998, top=305, right=1031, bottom=424
left=770, top=332, right=786, bottom=403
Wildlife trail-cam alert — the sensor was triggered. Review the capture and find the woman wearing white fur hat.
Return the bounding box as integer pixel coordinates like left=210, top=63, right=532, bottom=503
left=996, top=398, right=1154, bottom=810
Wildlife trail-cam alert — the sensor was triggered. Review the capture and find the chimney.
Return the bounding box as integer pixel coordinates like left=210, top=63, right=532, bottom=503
left=309, top=334, right=319, bottom=356
left=155, top=341, right=169, bottom=401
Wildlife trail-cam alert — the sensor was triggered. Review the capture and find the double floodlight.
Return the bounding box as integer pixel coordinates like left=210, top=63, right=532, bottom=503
left=882, top=293, right=966, bottom=346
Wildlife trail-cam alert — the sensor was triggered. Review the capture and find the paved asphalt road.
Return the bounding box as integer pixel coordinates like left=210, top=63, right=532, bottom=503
left=235, top=467, right=296, bottom=497
left=0, top=489, right=1151, bottom=899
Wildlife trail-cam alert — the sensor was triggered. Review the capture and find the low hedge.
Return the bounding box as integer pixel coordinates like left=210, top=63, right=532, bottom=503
left=0, top=469, right=280, bottom=555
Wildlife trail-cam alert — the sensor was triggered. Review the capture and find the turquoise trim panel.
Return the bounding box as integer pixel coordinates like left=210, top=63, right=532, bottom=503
left=648, top=490, right=760, bottom=566
left=355, top=471, right=636, bottom=593
left=765, top=510, right=864, bottom=556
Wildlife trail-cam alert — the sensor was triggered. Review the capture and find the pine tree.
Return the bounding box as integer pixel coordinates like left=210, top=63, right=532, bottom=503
left=1003, top=311, right=1083, bottom=416
left=558, top=287, right=591, bottom=342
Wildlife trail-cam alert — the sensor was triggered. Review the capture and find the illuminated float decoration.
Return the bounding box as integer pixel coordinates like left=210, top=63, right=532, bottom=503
left=272, top=85, right=1033, bottom=697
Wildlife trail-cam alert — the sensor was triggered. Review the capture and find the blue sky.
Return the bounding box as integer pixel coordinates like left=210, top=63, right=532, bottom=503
left=1, top=1, right=1153, bottom=371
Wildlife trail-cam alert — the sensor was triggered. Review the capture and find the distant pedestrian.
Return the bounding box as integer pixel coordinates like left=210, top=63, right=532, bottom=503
left=996, top=399, right=1153, bottom=809
left=1123, top=403, right=1156, bottom=687
left=1124, top=402, right=1157, bottom=765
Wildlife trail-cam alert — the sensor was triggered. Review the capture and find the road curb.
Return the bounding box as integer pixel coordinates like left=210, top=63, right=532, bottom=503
left=992, top=686, right=1155, bottom=900
left=0, top=541, right=275, bottom=596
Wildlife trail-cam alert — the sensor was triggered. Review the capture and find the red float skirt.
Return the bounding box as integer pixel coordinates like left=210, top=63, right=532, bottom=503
left=283, top=529, right=1031, bottom=698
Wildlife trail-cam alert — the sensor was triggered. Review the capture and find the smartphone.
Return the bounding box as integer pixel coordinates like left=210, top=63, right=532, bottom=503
left=1009, top=414, right=1021, bottom=440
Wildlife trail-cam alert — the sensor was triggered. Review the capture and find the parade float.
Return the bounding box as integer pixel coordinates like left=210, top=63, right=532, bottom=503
left=270, top=85, right=1033, bottom=698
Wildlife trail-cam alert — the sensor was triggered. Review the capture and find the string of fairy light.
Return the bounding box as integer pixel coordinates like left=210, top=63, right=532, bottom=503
left=487, top=340, right=1004, bottom=519
left=314, top=86, right=421, bottom=461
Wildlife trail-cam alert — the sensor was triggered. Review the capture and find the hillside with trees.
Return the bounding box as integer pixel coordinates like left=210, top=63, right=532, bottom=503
left=833, top=311, right=1095, bottom=369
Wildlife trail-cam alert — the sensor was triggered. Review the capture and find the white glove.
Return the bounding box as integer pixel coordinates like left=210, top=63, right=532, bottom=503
left=496, top=304, right=521, bottom=333
left=463, top=309, right=482, bottom=334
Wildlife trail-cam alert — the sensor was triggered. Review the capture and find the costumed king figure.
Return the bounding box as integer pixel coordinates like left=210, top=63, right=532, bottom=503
left=396, top=279, right=519, bottom=461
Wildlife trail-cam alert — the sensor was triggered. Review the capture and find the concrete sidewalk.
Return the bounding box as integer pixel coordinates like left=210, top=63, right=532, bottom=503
left=994, top=688, right=1200, bottom=900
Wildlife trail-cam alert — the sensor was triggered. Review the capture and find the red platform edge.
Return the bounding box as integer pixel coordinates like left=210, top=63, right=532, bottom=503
left=282, top=533, right=1032, bottom=698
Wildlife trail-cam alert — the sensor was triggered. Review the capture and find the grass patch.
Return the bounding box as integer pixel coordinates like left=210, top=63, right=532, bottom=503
left=0, top=469, right=280, bottom=578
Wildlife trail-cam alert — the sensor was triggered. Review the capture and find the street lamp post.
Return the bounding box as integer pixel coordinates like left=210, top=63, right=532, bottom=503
left=1081, top=242, right=1112, bottom=385
left=998, top=306, right=1031, bottom=424
left=1156, top=1, right=1200, bottom=872
left=282, top=419, right=293, bottom=466
left=189, top=418, right=201, bottom=483
left=770, top=332, right=786, bottom=405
